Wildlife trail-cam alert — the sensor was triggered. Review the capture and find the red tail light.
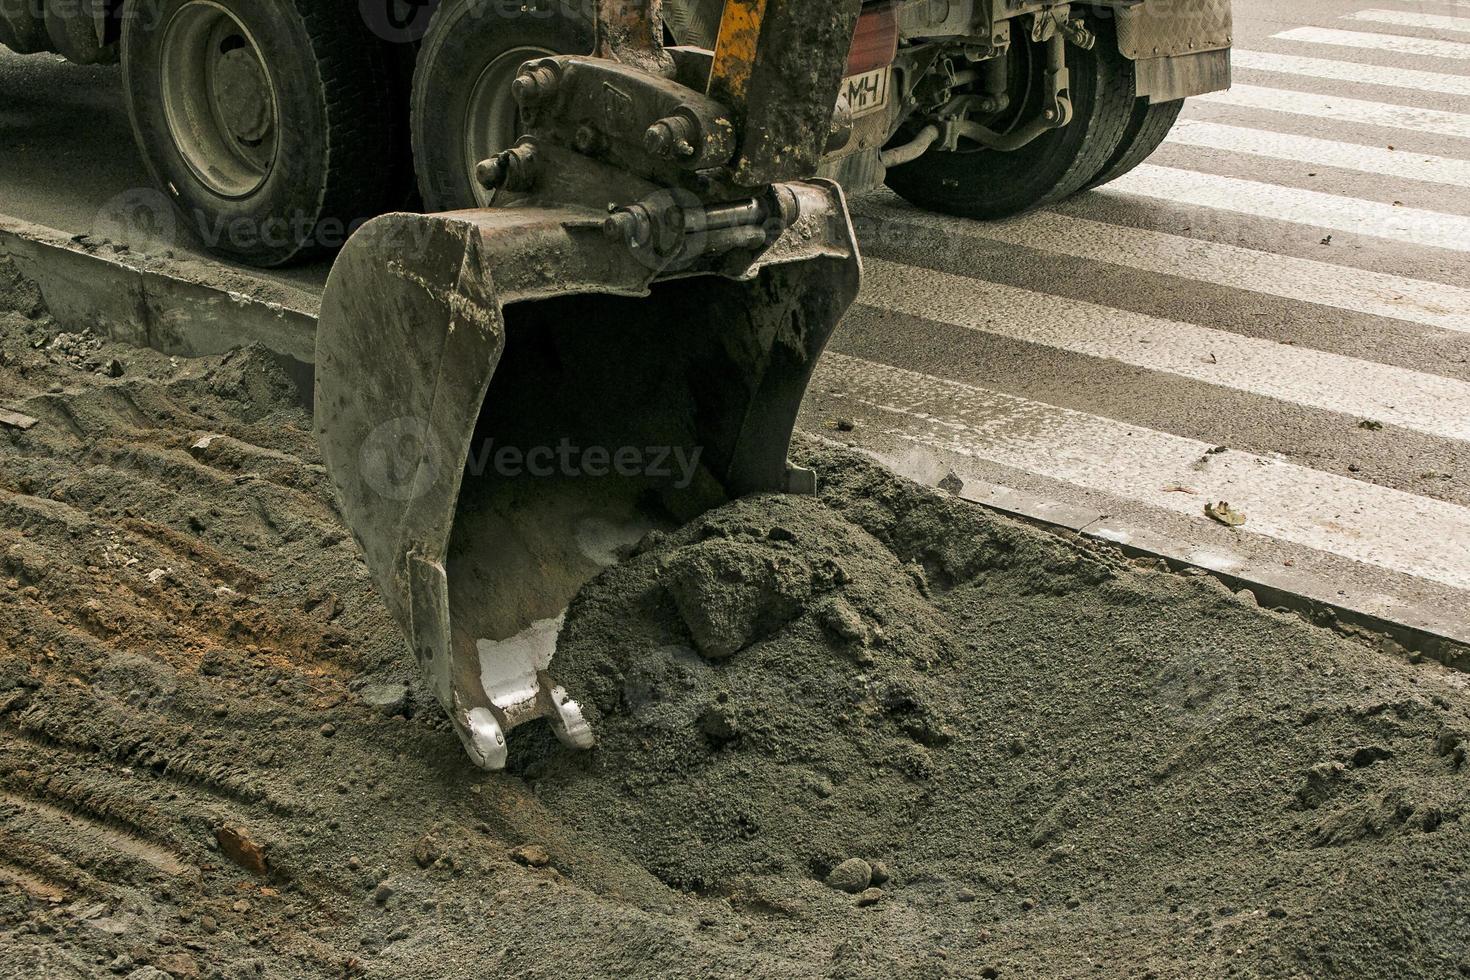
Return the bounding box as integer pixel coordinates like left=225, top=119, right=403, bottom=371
left=846, top=3, right=899, bottom=76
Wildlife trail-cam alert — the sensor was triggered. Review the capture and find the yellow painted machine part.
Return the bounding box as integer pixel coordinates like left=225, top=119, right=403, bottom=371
left=708, top=0, right=770, bottom=106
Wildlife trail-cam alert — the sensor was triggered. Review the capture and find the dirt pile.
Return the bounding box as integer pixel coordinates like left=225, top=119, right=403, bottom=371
left=527, top=457, right=1470, bottom=976
left=0, top=263, right=1467, bottom=978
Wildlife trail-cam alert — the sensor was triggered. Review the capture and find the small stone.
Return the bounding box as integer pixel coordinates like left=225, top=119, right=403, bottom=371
left=413, top=835, right=444, bottom=868
left=153, top=952, right=199, bottom=978
left=510, top=843, right=552, bottom=868
left=215, top=825, right=268, bottom=876
left=834, top=417, right=856, bottom=432
left=347, top=856, right=362, bottom=870
left=824, top=858, right=872, bottom=894
left=868, top=861, right=890, bottom=886
left=387, top=924, right=412, bottom=943
left=937, top=471, right=963, bottom=494
left=371, top=882, right=395, bottom=905
left=199, top=915, right=218, bottom=935
left=1020, top=897, right=1036, bottom=911
left=319, top=723, right=337, bottom=738
left=359, top=682, right=410, bottom=718
left=1267, top=906, right=1287, bottom=920
left=697, top=704, right=740, bottom=745
left=957, top=888, right=978, bottom=902
left=102, top=358, right=124, bottom=378
left=980, top=968, right=1000, bottom=979
left=109, top=954, right=136, bottom=974
left=856, top=887, right=883, bottom=907
left=817, top=597, right=868, bottom=645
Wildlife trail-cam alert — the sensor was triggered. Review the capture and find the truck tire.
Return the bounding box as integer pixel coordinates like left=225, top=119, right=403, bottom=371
left=883, top=24, right=1135, bottom=220
left=0, top=0, right=48, bottom=54
left=411, top=0, right=594, bottom=213
left=1085, top=97, right=1184, bottom=190
left=120, top=0, right=402, bottom=267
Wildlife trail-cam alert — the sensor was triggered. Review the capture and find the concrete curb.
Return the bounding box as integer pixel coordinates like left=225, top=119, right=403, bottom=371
left=0, top=216, right=318, bottom=366
left=959, top=480, right=1470, bottom=674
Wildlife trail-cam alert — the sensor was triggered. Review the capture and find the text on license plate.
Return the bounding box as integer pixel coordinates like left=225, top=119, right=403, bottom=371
left=843, top=67, right=890, bottom=118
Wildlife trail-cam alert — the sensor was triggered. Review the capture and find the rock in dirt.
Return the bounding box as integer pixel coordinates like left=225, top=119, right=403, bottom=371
left=153, top=952, right=198, bottom=978
left=824, top=858, right=872, bottom=894
left=0, top=408, right=38, bottom=430
left=510, top=844, right=552, bottom=868
left=124, top=969, right=170, bottom=980
left=661, top=537, right=823, bottom=658
left=215, top=825, right=268, bottom=876
left=856, top=887, right=883, bottom=907
left=360, top=682, right=410, bottom=718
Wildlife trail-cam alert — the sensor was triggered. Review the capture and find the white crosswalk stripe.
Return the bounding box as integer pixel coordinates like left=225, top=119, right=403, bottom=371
left=860, top=257, right=1470, bottom=442
left=1348, top=9, right=1470, bottom=34
left=1378, top=0, right=1470, bottom=9
left=1167, top=118, right=1470, bottom=186
left=851, top=199, right=1470, bottom=334
left=1103, top=165, right=1470, bottom=253
left=811, top=5, right=1470, bottom=624
left=1231, top=49, right=1470, bottom=98
left=1195, top=84, right=1470, bottom=139
left=1274, top=26, right=1470, bottom=59
left=813, top=353, right=1470, bottom=591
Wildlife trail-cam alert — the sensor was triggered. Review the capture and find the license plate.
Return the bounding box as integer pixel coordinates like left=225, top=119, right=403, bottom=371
left=843, top=66, right=890, bottom=118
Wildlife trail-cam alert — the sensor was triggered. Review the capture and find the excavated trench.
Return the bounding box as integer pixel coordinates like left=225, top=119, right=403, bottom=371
left=0, top=259, right=1467, bottom=978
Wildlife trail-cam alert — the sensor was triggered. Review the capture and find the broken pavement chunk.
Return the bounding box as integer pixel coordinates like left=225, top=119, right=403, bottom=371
left=1204, top=501, right=1246, bottom=527
left=216, top=825, right=269, bottom=876
left=0, top=408, right=39, bottom=430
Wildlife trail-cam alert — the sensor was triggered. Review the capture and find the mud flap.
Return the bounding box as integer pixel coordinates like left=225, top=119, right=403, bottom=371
left=314, top=182, right=860, bottom=769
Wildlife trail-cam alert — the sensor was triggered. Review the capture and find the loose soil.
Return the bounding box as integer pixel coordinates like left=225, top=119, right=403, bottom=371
left=0, top=263, right=1467, bottom=979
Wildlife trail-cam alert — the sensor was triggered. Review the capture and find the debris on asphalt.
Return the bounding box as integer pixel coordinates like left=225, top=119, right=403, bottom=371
left=1205, top=500, right=1247, bottom=526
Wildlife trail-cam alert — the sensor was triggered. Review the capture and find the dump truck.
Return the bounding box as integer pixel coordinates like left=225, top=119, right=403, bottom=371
left=0, top=0, right=1230, bottom=265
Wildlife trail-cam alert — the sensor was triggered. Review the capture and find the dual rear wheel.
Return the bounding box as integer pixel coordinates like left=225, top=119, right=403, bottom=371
left=883, top=21, right=1182, bottom=218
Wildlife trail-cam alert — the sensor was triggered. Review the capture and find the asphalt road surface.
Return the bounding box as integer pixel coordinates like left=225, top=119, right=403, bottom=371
left=2, top=0, right=1468, bottom=634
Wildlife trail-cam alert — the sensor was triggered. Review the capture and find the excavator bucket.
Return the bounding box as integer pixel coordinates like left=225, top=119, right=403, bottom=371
left=315, top=0, right=864, bottom=769
left=315, top=190, right=860, bottom=769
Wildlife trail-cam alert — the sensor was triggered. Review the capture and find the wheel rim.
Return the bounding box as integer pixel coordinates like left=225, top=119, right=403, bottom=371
left=160, top=1, right=279, bottom=198
left=463, top=46, right=552, bottom=207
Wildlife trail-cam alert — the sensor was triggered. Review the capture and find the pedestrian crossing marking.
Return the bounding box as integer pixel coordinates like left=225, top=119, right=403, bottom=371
left=860, top=256, right=1470, bottom=443
left=812, top=353, right=1470, bottom=590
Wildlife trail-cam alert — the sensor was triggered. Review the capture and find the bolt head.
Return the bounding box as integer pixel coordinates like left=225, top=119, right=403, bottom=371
left=475, top=158, right=504, bottom=190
